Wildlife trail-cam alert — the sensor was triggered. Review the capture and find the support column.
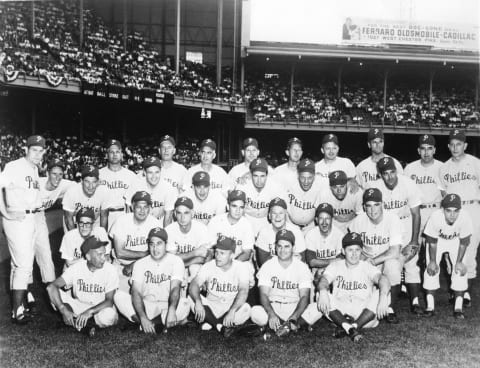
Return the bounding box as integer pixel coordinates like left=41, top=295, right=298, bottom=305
left=123, top=0, right=127, bottom=51
left=232, top=0, right=238, bottom=95
left=175, top=0, right=181, bottom=74
left=240, top=58, right=245, bottom=94
left=290, top=62, right=296, bottom=107
left=79, top=0, right=84, bottom=48
left=429, top=70, right=435, bottom=110
left=337, top=66, right=343, bottom=98
left=216, top=0, right=223, bottom=86
left=383, top=69, right=389, bottom=124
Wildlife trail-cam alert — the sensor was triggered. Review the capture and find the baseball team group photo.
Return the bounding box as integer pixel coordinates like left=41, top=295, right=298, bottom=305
left=0, top=0, right=479, bottom=367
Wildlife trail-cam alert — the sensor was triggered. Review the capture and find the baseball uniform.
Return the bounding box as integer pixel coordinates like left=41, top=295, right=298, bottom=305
left=272, top=163, right=298, bottom=191
left=255, top=222, right=307, bottom=259
left=285, top=180, right=324, bottom=228
left=160, top=161, right=187, bottom=193
left=356, top=156, right=403, bottom=189
left=62, top=183, right=109, bottom=228
left=305, top=225, right=343, bottom=270
left=183, top=164, right=233, bottom=198
left=183, top=189, right=227, bottom=225
left=315, top=157, right=355, bottom=182
left=319, top=187, right=363, bottom=234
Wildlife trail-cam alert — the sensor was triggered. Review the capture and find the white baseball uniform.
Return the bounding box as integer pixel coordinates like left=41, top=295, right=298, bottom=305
left=255, top=222, right=307, bottom=258
left=356, top=155, right=404, bottom=189
left=305, top=225, right=343, bottom=265
left=183, top=189, right=227, bottom=225
left=62, top=183, right=109, bottom=228
left=160, top=161, right=187, bottom=193
left=319, top=187, right=363, bottom=234
left=272, top=163, right=298, bottom=191
left=285, top=180, right=324, bottom=228
left=228, top=162, right=274, bottom=184
left=183, top=164, right=233, bottom=198
left=315, top=157, right=356, bottom=181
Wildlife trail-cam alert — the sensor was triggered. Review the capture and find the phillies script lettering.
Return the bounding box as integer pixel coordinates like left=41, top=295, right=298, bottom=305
left=77, top=279, right=105, bottom=293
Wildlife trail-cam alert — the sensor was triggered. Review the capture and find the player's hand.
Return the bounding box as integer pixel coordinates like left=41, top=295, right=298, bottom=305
left=194, top=301, right=205, bottom=323
left=347, top=179, right=360, bottom=194
left=223, top=310, right=236, bottom=328
left=195, top=245, right=209, bottom=258
left=377, top=294, right=389, bottom=320
left=140, top=316, right=156, bottom=334
left=427, top=261, right=439, bottom=276
left=75, top=309, right=93, bottom=330
left=60, top=308, right=76, bottom=327
left=454, top=262, right=467, bottom=276
left=365, top=257, right=376, bottom=266
left=317, top=290, right=330, bottom=315
left=165, top=307, right=177, bottom=328
left=122, top=263, right=134, bottom=277
left=267, top=312, right=281, bottom=331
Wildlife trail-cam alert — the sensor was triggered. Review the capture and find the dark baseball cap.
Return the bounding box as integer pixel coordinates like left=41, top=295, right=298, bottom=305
left=418, top=134, right=436, bottom=147
left=81, top=165, right=99, bottom=179
left=287, top=137, right=302, bottom=149
left=148, top=227, right=168, bottom=242
left=228, top=190, right=246, bottom=203
left=143, top=156, right=162, bottom=170
left=215, top=235, right=236, bottom=252
left=342, top=232, right=364, bottom=248
left=315, top=203, right=334, bottom=218
left=297, top=158, right=315, bottom=173
left=329, top=170, right=348, bottom=186
left=275, top=229, right=295, bottom=245
left=47, top=158, right=65, bottom=171
left=81, top=235, right=108, bottom=255
left=322, top=133, right=339, bottom=146
left=363, top=188, right=382, bottom=203
left=26, top=135, right=46, bottom=148
left=106, top=139, right=122, bottom=150
left=269, top=197, right=287, bottom=210
left=249, top=158, right=268, bottom=173
left=449, top=129, right=466, bottom=142
left=192, top=171, right=210, bottom=186
left=160, top=135, right=175, bottom=146
left=75, top=207, right=95, bottom=223
left=174, top=196, right=194, bottom=210
left=367, top=128, right=384, bottom=141
left=243, top=137, right=259, bottom=149
left=131, top=191, right=152, bottom=205
left=201, top=139, right=216, bottom=151
left=441, top=193, right=461, bottom=209
left=377, top=156, right=396, bottom=173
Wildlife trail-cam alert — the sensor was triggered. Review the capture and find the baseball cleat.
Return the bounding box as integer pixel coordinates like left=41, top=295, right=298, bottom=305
left=386, top=312, right=399, bottom=324
left=423, top=309, right=435, bottom=318
left=11, top=306, right=32, bottom=325
left=463, top=298, right=471, bottom=308
left=411, top=304, right=424, bottom=315
left=348, top=327, right=363, bottom=343
left=222, top=326, right=237, bottom=338
left=275, top=321, right=291, bottom=337
left=201, top=323, right=213, bottom=331
left=333, top=327, right=347, bottom=339
left=453, top=310, right=465, bottom=320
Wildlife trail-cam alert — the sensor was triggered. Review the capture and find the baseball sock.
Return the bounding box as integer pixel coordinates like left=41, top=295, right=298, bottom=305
left=426, top=293, right=435, bottom=311
left=354, top=309, right=375, bottom=329
left=329, top=310, right=351, bottom=332
left=203, top=306, right=221, bottom=329
left=390, top=285, right=401, bottom=312
left=406, top=283, right=421, bottom=306
left=454, top=296, right=463, bottom=311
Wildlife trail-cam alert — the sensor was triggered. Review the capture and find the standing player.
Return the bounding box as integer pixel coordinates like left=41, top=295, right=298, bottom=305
left=272, top=137, right=303, bottom=190
left=114, top=227, right=191, bottom=333
left=438, top=129, right=480, bottom=307
left=183, top=171, right=227, bottom=225
left=190, top=236, right=252, bottom=336
left=0, top=135, right=45, bottom=323
left=62, top=165, right=109, bottom=230
left=229, top=137, right=261, bottom=184
left=158, top=135, right=187, bottom=193
left=182, top=139, right=233, bottom=198
left=423, top=194, right=473, bottom=319
left=356, top=128, right=403, bottom=189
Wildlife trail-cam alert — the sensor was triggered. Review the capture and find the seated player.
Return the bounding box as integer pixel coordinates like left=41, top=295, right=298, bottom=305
left=423, top=194, right=473, bottom=319
left=189, top=236, right=251, bottom=337
left=114, top=227, right=191, bottom=333
left=47, top=236, right=119, bottom=337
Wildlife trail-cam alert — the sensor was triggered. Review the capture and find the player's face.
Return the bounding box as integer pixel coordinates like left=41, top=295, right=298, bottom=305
left=418, top=144, right=435, bottom=164
left=443, top=207, right=460, bottom=225
left=159, top=141, right=176, bottom=161
left=252, top=171, right=267, bottom=190
left=243, top=146, right=259, bottom=163
left=330, top=184, right=347, bottom=200
left=343, top=244, right=362, bottom=266
left=286, top=143, right=303, bottom=163
left=228, top=200, right=245, bottom=220
left=133, top=201, right=151, bottom=221
left=77, top=216, right=94, bottom=237
left=145, top=166, right=161, bottom=186
left=269, top=206, right=287, bottom=229
left=368, top=138, right=384, bottom=155
left=199, top=147, right=215, bottom=164
left=364, top=201, right=383, bottom=222
left=275, top=240, right=294, bottom=261
left=86, top=246, right=107, bottom=269
left=82, top=176, right=98, bottom=196
left=380, top=169, right=398, bottom=189
left=107, top=146, right=122, bottom=165
left=317, top=212, right=332, bottom=234
left=298, top=171, right=315, bottom=191
left=149, top=236, right=167, bottom=260
left=448, top=139, right=467, bottom=159
left=215, top=248, right=234, bottom=268
left=48, top=166, right=64, bottom=189
left=321, top=142, right=339, bottom=161
left=26, top=145, right=45, bottom=166
left=194, top=184, right=210, bottom=201
left=175, top=205, right=192, bottom=228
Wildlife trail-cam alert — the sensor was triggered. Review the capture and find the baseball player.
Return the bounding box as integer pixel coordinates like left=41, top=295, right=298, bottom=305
left=158, top=135, right=187, bottom=193
left=251, top=229, right=318, bottom=336
left=423, top=194, right=473, bottom=319
left=182, top=139, right=233, bottom=198
left=125, top=156, right=175, bottom=227
left=99, top=139, right=138, bottom=227
left=349, top=188, right=404, bottom=323
left=190, top=236, right=252, bottom=337
left=370, top=156, right=423, bottom=315
left=0, top=135, right=45, bottom=323
left=255, top=198, right=306, bottom=267
left=319, top=170, right=363, bottom=234
left=114, top=227, right=191, bottom=333
left=60, top=208, right=111, bottom=269
left=284, top=158, right=323, bottom=232
left=438, top=129, right=480, bottom=307
left=62, top=165, right=109, bottom=231
left=235, top=158, right=287, bottom=234
left=47, top=236, right=119, bottom=337
left=272, top=137, right=303, bottom=190
left=313, top=232, right=390, bottom=342
left=229, top=137, right=264, bottom=184
left=183, top=171, right=227, bottom=225
left=356, top=128, right=403, bottom=189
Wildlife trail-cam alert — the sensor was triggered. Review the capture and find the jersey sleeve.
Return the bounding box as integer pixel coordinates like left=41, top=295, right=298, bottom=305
left=389, top=215, right=404, bottom=246
left=365, top=261, right=381, bottom=282
left=305, top=229, right=317, bottom=252
left=257, top=262, right=273, bottom=287
left=405, top=177, right=422, bottom=208
left=195, top=262, right=210, bottom=286
left=322, top=262, right=338, bottom=284
left=293, top=227, right=306, bottom=253
left=236, top=261, right=251, bottom=286
left=163, top=186, right=177, bottom=211
left=165, top=224, right=178, bottom=253
left=95, top=227, right=112, bottom=254
left=215, top=195, right=227, bottom=216
left=353, top=191, right=364, bottom=215
left=197, top=223, right=212, bottom=248
left=62, top=185, right=77, bottom=212
left=171, top=256, right=185, bottom=282
left=240, top=219, right=255, bottom=250
left=298, top=263, right=313, bottom=288
left=60, top=264, right=76, bottom=289
left=130, top=259, right=144, bottom=283
left=459, top=211, right=473, bottom=239
left=343, top=158, right=356, bottom=178
left=207, top=218, right=220, bottom=246
left=59, top=232, right=72, bottom=260
left=105, top=265, right=119, bottom=292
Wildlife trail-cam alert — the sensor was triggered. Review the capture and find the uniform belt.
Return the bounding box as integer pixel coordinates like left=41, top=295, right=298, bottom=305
left=25, top=209, right=42, bottom=214
left=272, top=300, right=297, bottom=305
left=420, top=203, right=439, bottom=209
left=109, top=208, right=125, bottom=212
left=462, top=200, right=480, bottom=205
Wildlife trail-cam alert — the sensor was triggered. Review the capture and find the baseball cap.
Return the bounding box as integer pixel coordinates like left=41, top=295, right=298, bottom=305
left=143, top=156, right=162, bottom=170
left=342, top=232, right=363, bottom=248
left=322, top=133, right=339, bottom=146
left=75, top=207, right=95, bottom=223
left=249, top=158, right=268, bottom=173
left=329, top=170, right=348, bottom=186
left=160, top=135, right=175, bottom=146
left=81, top=235, right=108, bottom=255
left=215, top=235, right=236, bottom=252
left=148, top=227, right=168, bottom=242
left=131, top=191, right=152, bottom=205
left=192, top=171, right=210, bottom=186
left=297, top=158, right=315, bottom=174
left=367, top=128, right=384, bottom=141
left=228, top=190, right=246, bottom=203
left=26, top=135, right=46, bottom=148
left=200, top=139, right=216, bottom=151
left=106, top=139, right=122, bottom=150
left=376, top=156, right=396, bottom=173
left=275, top=229, right=295, bottom=245
left=269, top=197, right=287, bottom=210
left=174, top=196, right=194, bottom=210
left=81, top=165, right=99, bottom=179
left=243, top=137, right=259, bottom=149
left=449, top=129, right=466, bottom=142
left=315, top=203, right=334, bottom=218
left=418, top=134, right=436, bottom=147
left=441, top=193, right=461, bottom=209
left=287, top=137, right=302, bottom=149
left=47, top=158, right=65, bottom=171
left=363, top=188, right=382, bottom=203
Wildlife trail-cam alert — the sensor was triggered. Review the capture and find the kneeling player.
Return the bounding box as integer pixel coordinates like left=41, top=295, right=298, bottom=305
left=316, top=232, right=390, bottom=342
left=47, top=236, right=119, bottom=337
left=189, top=236, right=251, bottom=337
left=423, top=194, right=472, bottom=319
left=114, top=227, right=191, bottom=333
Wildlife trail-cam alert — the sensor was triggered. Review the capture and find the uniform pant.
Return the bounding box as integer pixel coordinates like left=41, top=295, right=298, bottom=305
left=192, top=295, right=251, bottom=325
left=463, top=203, right=480, bottom=279
left=251, top=301, right=319, bottom=326
left=32, top=213, right=56, bottom=283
